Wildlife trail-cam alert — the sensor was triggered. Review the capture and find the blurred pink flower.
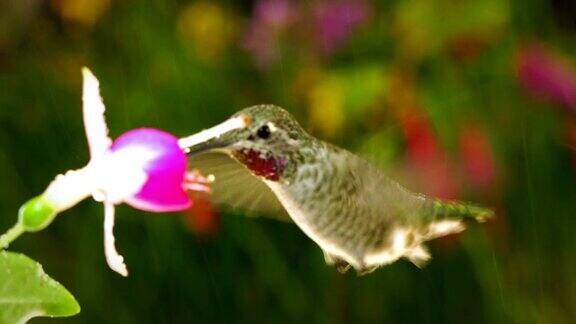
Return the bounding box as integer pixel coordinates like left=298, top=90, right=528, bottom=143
left=243, top=0, right=295, bottom=69
left=183, top=191, right=220, bottom=238
left=517, top=43, right=576, bottom=111
left=243, top=0, right=370, bottom=68
left=255, top=0, right=294, bottom=27
left=458, top=125, right=497, bottom=191
left=401, top=110, right=459, bottom=199
left=314, top=0, right=369, bottom=55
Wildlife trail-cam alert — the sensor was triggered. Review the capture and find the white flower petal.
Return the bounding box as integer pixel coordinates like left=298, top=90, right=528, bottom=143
left=103, top=201, right=128, bottom=277
left=82, top=67, right=112, bottom=159
left=94, top=148, right=150, bottom=204
left=43, top=166, right=96, bottom=212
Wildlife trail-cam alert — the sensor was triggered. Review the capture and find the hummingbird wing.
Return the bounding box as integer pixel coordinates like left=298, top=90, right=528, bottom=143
left=188, top=152, right=291, bottom=221
left=339, top=149, right=492, bottom=269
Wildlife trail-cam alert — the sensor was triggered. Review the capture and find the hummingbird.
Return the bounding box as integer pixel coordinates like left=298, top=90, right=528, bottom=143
left=179, top=105, right=493, bottom=274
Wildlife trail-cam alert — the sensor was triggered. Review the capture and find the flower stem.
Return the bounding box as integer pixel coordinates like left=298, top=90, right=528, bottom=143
left=0, top=222, right=25, bottom=249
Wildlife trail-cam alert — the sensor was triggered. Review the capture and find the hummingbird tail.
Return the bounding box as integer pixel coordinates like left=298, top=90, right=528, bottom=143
left=417, top=199, right=494, bottom=241
left=428, top=199, right=495, bottom=223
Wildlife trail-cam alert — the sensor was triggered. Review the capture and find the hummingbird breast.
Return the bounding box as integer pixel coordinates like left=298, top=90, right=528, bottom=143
left=265, top=142, right=427, bottom=270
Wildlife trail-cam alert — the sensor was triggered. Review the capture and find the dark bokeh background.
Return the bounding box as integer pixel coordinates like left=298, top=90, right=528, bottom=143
left=1, top=0, right=576, bottom=322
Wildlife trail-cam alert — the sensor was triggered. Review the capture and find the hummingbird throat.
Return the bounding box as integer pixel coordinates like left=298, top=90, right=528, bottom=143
left=234, top=149, right=286, bottom=181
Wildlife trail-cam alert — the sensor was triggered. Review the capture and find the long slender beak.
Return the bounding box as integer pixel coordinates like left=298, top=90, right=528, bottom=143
left=178, top=114, right=251, bottom=156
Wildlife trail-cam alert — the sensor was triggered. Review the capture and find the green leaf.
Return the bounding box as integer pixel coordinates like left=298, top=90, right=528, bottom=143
left=0, top=251, right=80, bottom=324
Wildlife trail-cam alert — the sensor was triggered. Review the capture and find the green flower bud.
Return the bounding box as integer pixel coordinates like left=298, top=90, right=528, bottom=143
left=18, top=196, right=57, bottom=232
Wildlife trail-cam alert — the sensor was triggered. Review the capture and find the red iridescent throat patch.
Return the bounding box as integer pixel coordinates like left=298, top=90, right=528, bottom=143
left=234, top=149, right=286, bottom=181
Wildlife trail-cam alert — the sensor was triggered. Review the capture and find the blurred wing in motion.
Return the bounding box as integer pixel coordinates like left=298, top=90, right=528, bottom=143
left=189, top=152, right=290, bottom=221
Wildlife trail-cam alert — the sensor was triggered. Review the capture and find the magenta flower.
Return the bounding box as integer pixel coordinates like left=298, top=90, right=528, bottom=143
left=111, top=128, right=191, bottom=212
left=14, top=68, right=211, bottom=276
left=314, top=0, right=369, bottom=55
left=243, top=0, right=295, bottom=69
left=517, top=43, right=576, bottom=111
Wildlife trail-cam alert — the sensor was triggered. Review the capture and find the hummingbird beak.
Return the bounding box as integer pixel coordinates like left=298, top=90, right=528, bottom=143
left=178, top=114, right=251, bottom=156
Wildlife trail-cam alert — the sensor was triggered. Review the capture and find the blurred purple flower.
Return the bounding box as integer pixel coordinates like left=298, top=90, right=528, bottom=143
left=243, top=0, right=295, bottom=69
left=243, top=0, right=370, bottom=68
left=517, top=44, right=576, bottom=111
left=314, top=0, right=369, bottom=55
left=255, top=0, right=294, bottom=28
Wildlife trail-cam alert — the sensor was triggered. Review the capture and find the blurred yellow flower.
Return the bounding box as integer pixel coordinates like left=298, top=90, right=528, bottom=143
left=292, top=64, right=322, bottom=98
left=306, top=65, right=388, bottom=138
left=178, top=2, right=235, bottom=64
left=393, top=0, right=508, bottom=62
left=51, top=0, right=110, bottom=26
left=308, top=75, right=345, bottom=138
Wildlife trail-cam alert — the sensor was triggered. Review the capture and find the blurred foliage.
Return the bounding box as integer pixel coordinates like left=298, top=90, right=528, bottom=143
left=1, top=0, right=576, bottom=323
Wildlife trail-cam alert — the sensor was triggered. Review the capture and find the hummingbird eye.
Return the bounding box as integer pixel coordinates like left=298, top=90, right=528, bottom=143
left=256, top=125, right=271, bottom=139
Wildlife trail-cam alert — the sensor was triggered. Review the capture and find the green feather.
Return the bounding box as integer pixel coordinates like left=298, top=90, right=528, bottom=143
left=428, top=199, right=494, bottom=222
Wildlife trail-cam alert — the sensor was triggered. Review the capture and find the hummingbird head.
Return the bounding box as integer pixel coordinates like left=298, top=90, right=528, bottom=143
left=181, top=105, right=309, bottom=181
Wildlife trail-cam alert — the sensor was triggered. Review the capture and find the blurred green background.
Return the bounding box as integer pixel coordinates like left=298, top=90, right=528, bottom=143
left=1, top=0, right=576, bottom=322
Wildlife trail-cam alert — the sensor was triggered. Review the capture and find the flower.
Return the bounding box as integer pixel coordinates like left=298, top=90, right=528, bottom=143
left=314, top=0, right=369, bottom=55
left=243, top=0, right=370, bottom=68
left=111, top=128, right=192, bottom=212
left=400, top=109, right=460, bottom=200
left=243, top=0, right=295, bottom=69
left=308, top=74, right=345, bottom=138
left=183, top=190, right=220, bottom=238
left=517, top=43, right=576, bottom=111
left=50, top=0, right=111, bottom=27
left=458, top=125, right=497, bottom=191
left=4, top=67, right=211, bottom=276
left=254, top=0, right=294, bottom=28
left=177, top=1, right=236, bottom=64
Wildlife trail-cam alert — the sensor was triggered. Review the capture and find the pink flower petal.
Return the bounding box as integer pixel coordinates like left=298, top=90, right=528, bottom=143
left=111, top=128, right=192, bottom=212
left=517, top=43, right=576, bottom=111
